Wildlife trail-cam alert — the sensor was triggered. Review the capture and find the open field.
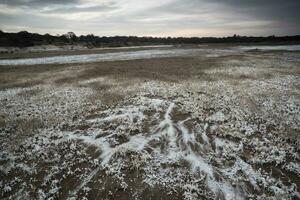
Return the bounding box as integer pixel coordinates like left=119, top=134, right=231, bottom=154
left=0, top=45, right=299, bottom=199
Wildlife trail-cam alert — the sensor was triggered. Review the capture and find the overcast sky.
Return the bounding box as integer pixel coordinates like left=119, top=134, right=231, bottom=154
left=0, top=0, right=299, bottom=37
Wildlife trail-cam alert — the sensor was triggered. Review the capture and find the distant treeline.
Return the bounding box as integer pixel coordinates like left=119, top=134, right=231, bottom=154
left=1, top=30, right=300, bottom=48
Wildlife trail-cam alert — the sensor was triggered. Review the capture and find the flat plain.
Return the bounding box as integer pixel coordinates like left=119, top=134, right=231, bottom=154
left=0, top=45, right=299, bottom=199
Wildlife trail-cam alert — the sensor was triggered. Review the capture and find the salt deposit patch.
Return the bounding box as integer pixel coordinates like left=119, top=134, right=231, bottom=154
left=0, top=48, right=238, bottom=66
left=1, top=51, right=299, bottom=199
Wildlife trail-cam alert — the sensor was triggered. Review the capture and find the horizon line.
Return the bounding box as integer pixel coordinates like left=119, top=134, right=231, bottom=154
left=1, top=30, right=300, bottom=39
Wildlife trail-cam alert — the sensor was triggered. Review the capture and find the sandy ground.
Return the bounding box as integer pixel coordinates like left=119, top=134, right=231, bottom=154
left=0, top=47, right=300, bottom=199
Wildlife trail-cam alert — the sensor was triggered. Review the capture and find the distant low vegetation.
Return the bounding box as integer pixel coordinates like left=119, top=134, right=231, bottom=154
left=0, top=30, right=299, bottom=48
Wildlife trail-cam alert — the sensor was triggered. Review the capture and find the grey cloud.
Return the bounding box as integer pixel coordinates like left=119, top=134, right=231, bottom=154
left=0, top=0, right=299, bottom=36
left=0, top=0, right=80, bottom=6
left=213, top=0, right=300, bottom=22
left=159, top=0, right=300, bottom=22
left=0, top=12, right=71, bottom=30
left=145, top=0, right=300, bottom=35
left=42, top=3, right=118, bottom=14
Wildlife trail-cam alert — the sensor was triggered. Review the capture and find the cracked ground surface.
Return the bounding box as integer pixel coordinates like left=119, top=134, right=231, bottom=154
left=0, top=47, right=300, bottom=199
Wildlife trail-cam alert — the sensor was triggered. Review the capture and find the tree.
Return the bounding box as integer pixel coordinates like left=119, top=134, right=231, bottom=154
left=63, top=32, right=77, bottom=43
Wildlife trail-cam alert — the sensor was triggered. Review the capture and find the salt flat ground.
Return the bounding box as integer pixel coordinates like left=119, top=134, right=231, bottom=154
left=0, top=45, right=299, bottom=199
